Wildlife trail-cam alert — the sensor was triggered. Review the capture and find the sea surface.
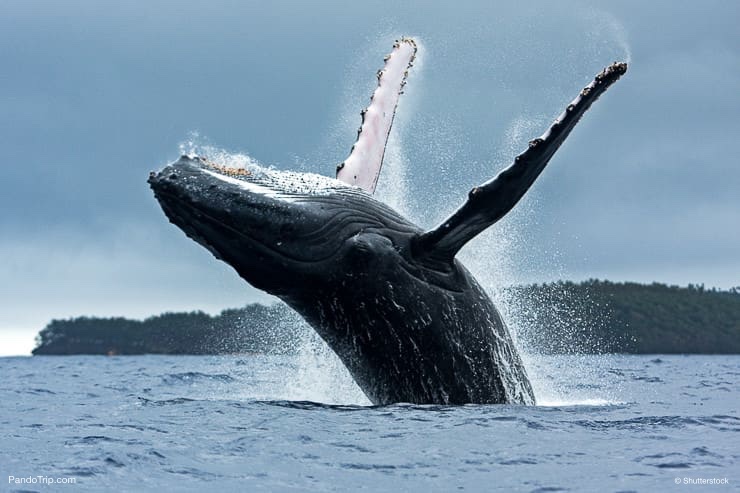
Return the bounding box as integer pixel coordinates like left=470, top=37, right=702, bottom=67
left=0, top=354, right=737, bottom=492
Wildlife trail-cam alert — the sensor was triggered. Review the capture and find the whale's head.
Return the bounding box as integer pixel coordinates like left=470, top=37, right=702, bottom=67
left=148, top=156, right=422, bottom=296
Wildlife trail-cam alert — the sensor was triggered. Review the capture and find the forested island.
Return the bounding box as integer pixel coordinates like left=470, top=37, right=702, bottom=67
left=33, top=304, right=303, bottom=356
left=32, top=280, right=740, bottom=355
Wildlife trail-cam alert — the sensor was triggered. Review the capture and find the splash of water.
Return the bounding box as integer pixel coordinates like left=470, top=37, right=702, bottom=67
left=374, top=129, right=411, bottom=217
left=284, top=330, right=369, bottom=405
left=583, top=9, right=633, bottom=64
left=179, top=132, right=263, bottom=170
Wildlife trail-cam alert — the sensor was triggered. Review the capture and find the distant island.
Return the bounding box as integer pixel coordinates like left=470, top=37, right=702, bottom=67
left=32, top=280, right=740, bottom=355
left=32, top=304, right=302, bottom=356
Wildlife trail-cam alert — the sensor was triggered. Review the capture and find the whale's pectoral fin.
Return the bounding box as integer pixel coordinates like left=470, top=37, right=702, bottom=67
left=414, top=62, right=628, bottom=264
left=336, top=38, right=417, bottom=194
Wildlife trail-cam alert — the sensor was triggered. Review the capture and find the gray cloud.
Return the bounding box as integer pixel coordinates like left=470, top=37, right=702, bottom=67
left=1, top=0, right=738, bottom=346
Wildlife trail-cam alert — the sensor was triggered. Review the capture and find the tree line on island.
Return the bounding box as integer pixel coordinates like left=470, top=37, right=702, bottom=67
left=32, top=280, right=740, bottom=355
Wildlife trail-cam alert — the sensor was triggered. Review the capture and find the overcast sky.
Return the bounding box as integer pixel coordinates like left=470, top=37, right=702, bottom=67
left=2, top=0, right=739, bottom=354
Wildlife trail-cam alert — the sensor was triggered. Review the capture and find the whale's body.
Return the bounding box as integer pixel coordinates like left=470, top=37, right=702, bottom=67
left=151, top=158, right=534, bottom=404
left=149, top=39, right=627, bottom=405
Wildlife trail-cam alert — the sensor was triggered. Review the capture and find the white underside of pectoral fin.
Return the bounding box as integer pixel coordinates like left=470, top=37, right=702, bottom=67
left=336, top=38, right=417, bottom=194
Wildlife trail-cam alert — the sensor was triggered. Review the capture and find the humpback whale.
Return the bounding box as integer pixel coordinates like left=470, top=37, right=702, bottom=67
left=149, top=38, right=627, bottom=405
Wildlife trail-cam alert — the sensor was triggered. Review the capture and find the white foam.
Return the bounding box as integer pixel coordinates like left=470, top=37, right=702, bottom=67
left=536, top=398, right=619, bottom=407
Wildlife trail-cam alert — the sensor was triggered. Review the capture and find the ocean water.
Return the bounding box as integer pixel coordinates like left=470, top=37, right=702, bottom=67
left=0, top=354, right=737, bottom=492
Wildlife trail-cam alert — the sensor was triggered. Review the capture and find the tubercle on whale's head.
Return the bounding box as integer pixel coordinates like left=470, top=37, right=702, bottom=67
left=147, top=155, right=411, bottom=295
